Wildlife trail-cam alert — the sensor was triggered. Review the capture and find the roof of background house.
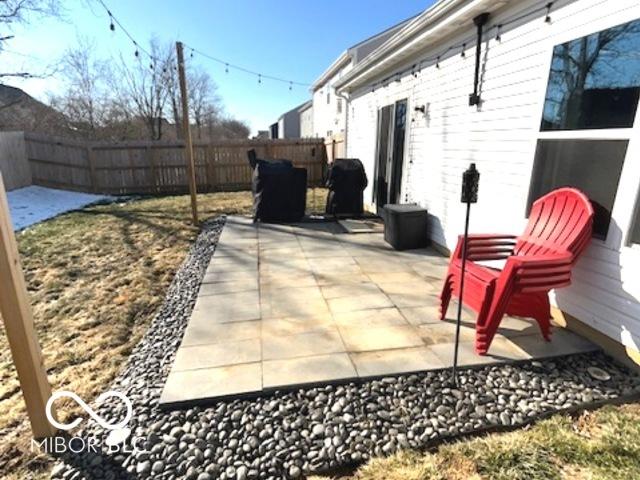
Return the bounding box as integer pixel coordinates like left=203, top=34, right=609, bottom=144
left=297, top=100, right=313, bottom=113
left=310, top=13, right=419, bottom=92
left=278, top=101, right=311, bottom=121
left=334, top=0, right=512, bottom=92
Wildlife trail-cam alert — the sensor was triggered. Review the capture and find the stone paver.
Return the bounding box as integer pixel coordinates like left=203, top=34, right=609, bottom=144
left=160, top=215, right=599, bottom=406
left=351, top=346, right=445, bottom=377
left=262, top=327, right=346, bottom=360
left=262, top=353, right=356, bottom=389
left=160, top=363, right=262, bottom=404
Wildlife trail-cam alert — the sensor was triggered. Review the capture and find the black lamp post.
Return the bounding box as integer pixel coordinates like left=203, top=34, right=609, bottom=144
left=452, top=163, right=480, bottom=386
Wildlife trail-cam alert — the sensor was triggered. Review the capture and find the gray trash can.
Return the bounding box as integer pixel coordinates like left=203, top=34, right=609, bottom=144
left=383, top=204, right=429, bottom=250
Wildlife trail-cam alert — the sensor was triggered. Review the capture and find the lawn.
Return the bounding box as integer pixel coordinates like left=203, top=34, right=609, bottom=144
left=0, top=189, right=326, bottom=478
left=313, top=404, right=640, bottom=480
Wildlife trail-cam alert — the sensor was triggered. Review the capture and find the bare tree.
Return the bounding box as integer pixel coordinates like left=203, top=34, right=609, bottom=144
left=188, top=67, right=221, bottom=139
left=1, top=0, right=60, bottom=78
left=50, top=39, right=107, bottom=138
left=116, top=39, right=175, bottom=140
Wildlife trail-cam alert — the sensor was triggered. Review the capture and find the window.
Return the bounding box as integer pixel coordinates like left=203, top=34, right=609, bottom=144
left=337, top=98, right=342, bottom=114
left=529, top=19, right=640, bottom=240
left=326, top=91, right=330, bottom=104
left=541, top=19, right=640, bottom=130
left=528, top=140, right=627, bottom=239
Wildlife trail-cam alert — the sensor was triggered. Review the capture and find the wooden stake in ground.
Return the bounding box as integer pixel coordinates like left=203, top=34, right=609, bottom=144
left=0, top=174, right=56, bottom=438
left=176, top=41, right=199, bottom=225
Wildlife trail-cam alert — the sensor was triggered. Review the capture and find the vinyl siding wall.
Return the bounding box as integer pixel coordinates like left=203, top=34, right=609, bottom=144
left=345, top=0, right=640, bottom=352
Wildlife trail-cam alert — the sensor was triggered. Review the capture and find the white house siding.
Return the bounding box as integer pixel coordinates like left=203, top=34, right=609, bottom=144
left=313, top=63, right=352, bottom=139
left=345, top=0, right=640, bottom=352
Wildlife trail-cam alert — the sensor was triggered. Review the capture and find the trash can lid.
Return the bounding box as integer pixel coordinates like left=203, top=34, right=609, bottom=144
left=383, top=203, right=428, bottom=213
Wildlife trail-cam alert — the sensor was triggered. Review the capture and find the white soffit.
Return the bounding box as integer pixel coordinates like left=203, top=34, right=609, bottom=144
left=337, top=0, right=510, bottom=92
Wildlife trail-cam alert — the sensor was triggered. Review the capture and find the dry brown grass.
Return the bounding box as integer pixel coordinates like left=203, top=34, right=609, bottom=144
left=0, top=189, right=326, bottom=479
left=323, top=403, right=640, bottom=480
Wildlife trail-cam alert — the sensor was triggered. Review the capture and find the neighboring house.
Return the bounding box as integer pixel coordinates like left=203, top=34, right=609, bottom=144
left=311, top=16, right=415, bottom=143
left=273, top=102, right=309, bottom=139
left=299, top=101, right=314, bottom=138
left=335, top=0, right=640, bottom=366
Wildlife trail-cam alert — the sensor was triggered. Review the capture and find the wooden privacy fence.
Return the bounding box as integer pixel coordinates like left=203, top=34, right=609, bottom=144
left=24, top=133, right=328, bottom=195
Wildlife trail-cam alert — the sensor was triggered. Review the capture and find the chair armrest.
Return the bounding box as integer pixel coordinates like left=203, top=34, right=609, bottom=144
left=501, top=252, right=575, bottom=292
left=453, top=234, right=517, bottom=261
left=506, top=252, right=573, bottom=269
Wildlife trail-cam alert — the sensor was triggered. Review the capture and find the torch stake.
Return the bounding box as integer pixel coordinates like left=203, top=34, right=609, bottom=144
left=452, top=162, right=478, bottom=387
left=452, top=200, right=471, bottom=387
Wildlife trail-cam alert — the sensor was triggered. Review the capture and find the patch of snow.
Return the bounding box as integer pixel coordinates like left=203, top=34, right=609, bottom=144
left=7, top=186, right=112, bottom=231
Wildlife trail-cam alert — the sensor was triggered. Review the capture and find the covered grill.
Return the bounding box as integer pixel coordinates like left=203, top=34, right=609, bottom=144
left=247, top=149, right=307, bottom=223
left=325, top=158, right=368, bottom=217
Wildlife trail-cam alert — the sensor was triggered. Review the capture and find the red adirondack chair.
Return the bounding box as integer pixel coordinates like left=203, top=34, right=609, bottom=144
left=439, top=187, right=594, bottom=355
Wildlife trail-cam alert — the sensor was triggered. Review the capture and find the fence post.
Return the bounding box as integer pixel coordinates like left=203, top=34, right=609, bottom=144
left=0, top=174, right=56, bottom=439
left=176, top=41, right=199, bottom=225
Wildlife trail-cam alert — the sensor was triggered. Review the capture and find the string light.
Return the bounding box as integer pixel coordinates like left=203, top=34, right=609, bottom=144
left=362, top=0, right=557, bottom=94
left=186, top=44, right=311, bottom=87
left=95, top=0, right=311, bottom=90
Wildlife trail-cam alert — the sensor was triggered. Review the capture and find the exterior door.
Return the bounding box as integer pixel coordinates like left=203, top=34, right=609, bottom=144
left=373, top=105, right=393, bottom=214
left=373, top=99, right=407, bottom=214
left=389, top=99, right=408, bottom=205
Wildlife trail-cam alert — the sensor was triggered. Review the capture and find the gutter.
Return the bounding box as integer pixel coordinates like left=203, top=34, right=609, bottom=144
left=335, top=0, right=508, bottom=92
left=335, top=91, right=350, bottom=158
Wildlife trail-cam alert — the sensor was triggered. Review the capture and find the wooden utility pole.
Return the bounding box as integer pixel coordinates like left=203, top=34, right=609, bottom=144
left=0, top=174, right=56, bottom=438
left=176, top=41, right=199, bottom=225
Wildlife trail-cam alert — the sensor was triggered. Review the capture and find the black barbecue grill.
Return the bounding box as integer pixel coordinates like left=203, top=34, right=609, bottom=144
left=325, top=158, right=368, bottom=217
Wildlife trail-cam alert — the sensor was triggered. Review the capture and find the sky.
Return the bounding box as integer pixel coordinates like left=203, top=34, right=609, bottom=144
left=2, top=0, right=432, bottom=134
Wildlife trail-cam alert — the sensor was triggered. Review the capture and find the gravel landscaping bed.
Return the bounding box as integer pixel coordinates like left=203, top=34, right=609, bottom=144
left=50, top=217, right=640, bottom=480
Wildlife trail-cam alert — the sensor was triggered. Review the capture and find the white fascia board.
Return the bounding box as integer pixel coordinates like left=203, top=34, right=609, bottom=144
left=311, top=51, right=352, bottom=92
left=335, top=0, right=508, bottom=92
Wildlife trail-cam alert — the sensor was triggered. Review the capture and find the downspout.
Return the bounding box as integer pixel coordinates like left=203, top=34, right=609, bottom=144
left=336, top=90, right=350, bottom=159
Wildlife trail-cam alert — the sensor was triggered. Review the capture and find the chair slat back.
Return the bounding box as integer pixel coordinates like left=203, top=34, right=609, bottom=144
left=515, top=188, right=594, bottom=261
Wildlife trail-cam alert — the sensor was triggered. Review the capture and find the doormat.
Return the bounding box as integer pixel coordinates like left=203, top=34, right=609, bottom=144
left=338, top=218, right=384, bottom=234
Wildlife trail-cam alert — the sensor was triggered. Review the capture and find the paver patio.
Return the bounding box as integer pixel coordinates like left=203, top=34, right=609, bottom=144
left=160, top=215, right=598, bottom=406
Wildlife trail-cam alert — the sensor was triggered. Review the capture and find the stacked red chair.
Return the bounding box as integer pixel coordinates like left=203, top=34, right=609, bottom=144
left=439, top=187, right=594, bottom=355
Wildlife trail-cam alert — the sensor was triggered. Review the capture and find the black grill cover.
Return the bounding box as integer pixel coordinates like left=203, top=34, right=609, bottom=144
left=251, top=157, right=306, bottom=223
left=325, top=158, right=368, bottom=216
